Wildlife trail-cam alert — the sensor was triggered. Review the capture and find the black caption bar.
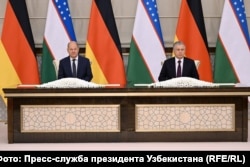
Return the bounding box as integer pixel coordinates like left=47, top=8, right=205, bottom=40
left=0, top=151, right=249, bottom=167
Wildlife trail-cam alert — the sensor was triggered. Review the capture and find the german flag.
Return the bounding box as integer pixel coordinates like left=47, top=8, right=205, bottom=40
left=85, top=0, right=126, bottom=87
left=0, top=0, right=40, bottom=103
left=174, top=0, right=213, bottom=82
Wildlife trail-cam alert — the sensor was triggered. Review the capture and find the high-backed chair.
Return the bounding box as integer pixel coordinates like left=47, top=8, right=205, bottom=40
left=161, top=59, right=200, bottom=69
left=194, top=60, right=200, bottom=69
left=53, top=59, right=60, bottom=78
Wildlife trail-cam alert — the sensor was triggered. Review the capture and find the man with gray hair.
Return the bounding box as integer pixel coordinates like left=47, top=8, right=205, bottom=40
left=158, top=41, right=199, bottom=81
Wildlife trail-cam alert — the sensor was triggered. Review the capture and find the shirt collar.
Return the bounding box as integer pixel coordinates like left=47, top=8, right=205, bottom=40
left=70, top=56, right=78, bottom=61
left=175, top=57, right=183, bottom=63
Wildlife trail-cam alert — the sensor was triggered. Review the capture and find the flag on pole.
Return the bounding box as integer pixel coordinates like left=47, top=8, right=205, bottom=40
left=174, top=0, right=213, bottom=82
left=41, top=0, right=76, bottom=83
left=85, top=0, right=126, bottom=87
left=126, top=0, right=166, bottom=87
left=0, top=0, right=40, bottom=103
left=214, top=0, right=250, bottom=85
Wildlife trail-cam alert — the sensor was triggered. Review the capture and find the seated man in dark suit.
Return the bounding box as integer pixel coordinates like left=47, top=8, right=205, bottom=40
left=158, top=41, right=199, bottom=81
left=58, top=41, right=93, bottom=81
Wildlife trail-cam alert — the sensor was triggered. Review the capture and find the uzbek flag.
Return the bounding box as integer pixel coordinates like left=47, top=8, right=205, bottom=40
left=214, top=0, right=250, bottom=85
left=126, top=0, right=166, bottom=87
left=41, top=0, right=76, bottom=83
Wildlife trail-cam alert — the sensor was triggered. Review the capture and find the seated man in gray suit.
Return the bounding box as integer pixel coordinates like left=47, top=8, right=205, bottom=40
left=158, top=41, right=199, bottom=81
left=58, top=41, right=93, bottom=82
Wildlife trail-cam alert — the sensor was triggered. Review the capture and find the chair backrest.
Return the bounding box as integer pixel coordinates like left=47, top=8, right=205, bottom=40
left=194, top=60, right=200, bottom=69
left=53, top=60, right=60, bottom=78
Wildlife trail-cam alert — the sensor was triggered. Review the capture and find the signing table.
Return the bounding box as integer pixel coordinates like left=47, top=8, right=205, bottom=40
left=3, top=87, right=250, bottom=143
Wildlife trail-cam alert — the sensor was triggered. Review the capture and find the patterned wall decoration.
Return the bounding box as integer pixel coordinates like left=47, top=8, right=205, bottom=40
left=135, top=104, right=235, bottom=132
left=0, top=97, right=7, bottom=122
left=21, top=105, right=120, bottom=132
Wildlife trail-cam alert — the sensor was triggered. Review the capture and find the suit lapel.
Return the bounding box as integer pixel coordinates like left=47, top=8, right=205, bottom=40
left=182, top=58, right=189, bottom=76
left=171, top=58, right=177, bottom=77
left=77, top=56, right=83, bottom=77
left=67, top=57, right=73, bottom=77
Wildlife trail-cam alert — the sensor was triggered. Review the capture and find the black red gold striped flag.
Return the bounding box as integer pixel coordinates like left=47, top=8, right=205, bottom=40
left=174, top=0, right=213, bottom=82
left=85, top=0, right=126, bottom=87
left=0, top=0, right=40, bottom=103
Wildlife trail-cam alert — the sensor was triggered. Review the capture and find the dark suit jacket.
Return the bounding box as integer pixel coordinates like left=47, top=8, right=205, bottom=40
left=58, top=55, right=93, bottom=82
left=158, top=57, right=199, bottom=81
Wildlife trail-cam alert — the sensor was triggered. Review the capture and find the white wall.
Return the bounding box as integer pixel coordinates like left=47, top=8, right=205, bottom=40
left=0, top=0, right=249, bottom=48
